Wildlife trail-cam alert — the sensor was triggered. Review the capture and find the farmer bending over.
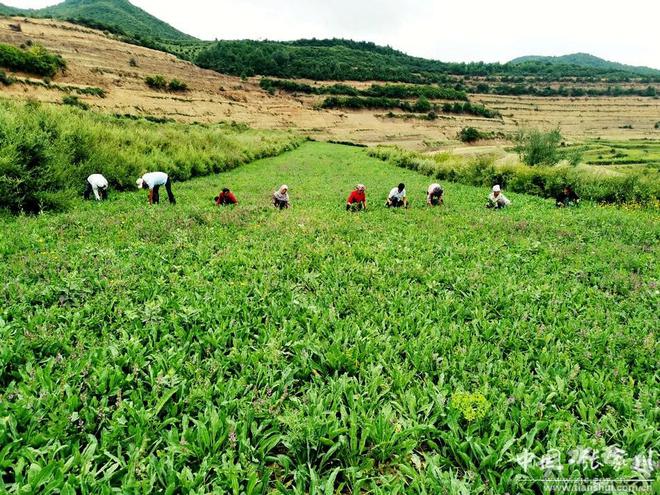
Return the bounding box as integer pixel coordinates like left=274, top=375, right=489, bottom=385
left=427, top=183, right=444, bottom=206
left=216, top=188, right=238, bottom=206
left=387, top=183, right=408, bottom=208
left=136, top=172, right=176, bottom=205
left=84, top=174, right=109, bottom=201
left=347, top=184, right=367, bottom=211
left=273, top=185, right=290, bottom=209
left=487, top=185, right=511, bottom=209
left=556, top=186, right=580, bottom=208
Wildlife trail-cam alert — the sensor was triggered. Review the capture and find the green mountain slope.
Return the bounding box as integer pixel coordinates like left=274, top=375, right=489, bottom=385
left=510, top=53, right=660, bottom=77
left=1, top=2, right=658, bottom=84
left=0, top=0, right=196, bottom=42
left=193, top=39, right=660, bottom=83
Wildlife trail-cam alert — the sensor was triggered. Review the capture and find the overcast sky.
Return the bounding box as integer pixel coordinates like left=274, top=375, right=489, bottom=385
left=9, top=0, right=660, bottom=68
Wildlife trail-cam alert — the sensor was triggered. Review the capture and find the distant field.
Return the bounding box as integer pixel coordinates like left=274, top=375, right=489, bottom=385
left=1, top=142, right=658, bottom=493
left=579, top=139, right=660, bottom=167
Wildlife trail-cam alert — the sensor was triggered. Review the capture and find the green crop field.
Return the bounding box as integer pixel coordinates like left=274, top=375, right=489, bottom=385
left=1, top=142, right=658, bottom=493
left=580, top=139, right=660, bottom=168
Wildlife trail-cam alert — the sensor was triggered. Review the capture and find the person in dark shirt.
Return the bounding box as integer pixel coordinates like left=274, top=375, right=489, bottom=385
left=346, top=184, right=367, bottom=211
left=215, top=188, right=238, bottom=206
left=273, top=185, right=290, bottom=209
left=556, top=186, right=580, bottom=207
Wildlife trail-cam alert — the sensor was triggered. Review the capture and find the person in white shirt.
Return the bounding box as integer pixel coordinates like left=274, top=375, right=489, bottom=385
left=387, top=183, right=408, bottom=208
left=136, top=172, right=176, bottom=205
left=487, top=185, right=511, bottom=209
left=84, top=174, right=109, bottom=201
left=427, top=183, right=444, bottom=206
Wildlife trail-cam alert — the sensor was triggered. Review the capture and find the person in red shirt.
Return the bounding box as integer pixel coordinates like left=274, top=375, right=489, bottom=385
left=346, top=184, right=367, bottom=211
left=215, top=188, right=238, bottom=206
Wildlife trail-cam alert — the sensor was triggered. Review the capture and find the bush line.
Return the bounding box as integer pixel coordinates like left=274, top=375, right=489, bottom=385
left=0, top=100, right=305, bottom=213
left=368, top=147, right=659, bottom=205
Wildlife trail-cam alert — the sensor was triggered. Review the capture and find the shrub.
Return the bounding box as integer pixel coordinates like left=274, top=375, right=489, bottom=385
left=260, top=78, right=469, bottom=101
left=145, top=75, right=167, bottom=90
left=75, top=86, right=106, bottom=98
left=514, top=128, right=563, bottom=166
left=0, top=42, right=66, bottom=78
left=146, top=75, right=188, bottom=92
left=62, top=95, right=89, bottom=110
left=458, top=127, right=482, bottom=143
left=655, top=122, right=660, bottom=129
left=0, top=70, right=14, bottom=85
left=167, top=79, right=188, bottom=92
left=367, top=145, right=658, bottom=204
left=413, top=96, right=432, bottom=113
left=129, top=57, right=139, bottom=67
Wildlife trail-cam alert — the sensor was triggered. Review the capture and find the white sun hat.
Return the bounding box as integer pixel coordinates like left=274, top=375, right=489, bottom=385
left=492, top=185, right=501, bottom=192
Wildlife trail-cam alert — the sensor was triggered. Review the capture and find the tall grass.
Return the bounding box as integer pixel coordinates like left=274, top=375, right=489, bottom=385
left=0, top=100, right=304, bottom=213
left=368, top=147, right=660, bottom=204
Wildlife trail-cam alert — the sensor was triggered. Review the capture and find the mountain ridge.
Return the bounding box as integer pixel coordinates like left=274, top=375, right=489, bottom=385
left=1, top=1, right=658, bottom=81
left=510, top=52, right=660, bottom=76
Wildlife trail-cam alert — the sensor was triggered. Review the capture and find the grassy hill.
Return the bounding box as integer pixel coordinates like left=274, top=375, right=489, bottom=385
left=510, top=52, right=660, bottom=77
left=0, top=0, right=196, bottom=42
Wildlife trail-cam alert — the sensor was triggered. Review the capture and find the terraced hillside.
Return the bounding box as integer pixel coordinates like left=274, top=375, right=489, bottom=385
left=0, top=16, right=659, bottom=149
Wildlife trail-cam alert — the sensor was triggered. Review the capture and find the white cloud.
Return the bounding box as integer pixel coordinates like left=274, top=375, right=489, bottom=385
left=6, top=0, right=660, bottom=67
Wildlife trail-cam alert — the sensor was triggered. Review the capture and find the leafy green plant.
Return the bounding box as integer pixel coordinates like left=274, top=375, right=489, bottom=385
left=451, top=392, right=491, bottom=422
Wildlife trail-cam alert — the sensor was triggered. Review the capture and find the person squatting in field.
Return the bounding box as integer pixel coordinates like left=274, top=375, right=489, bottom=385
left=427, top=183, right=444, bottom=206
left=215, top=188, right=238, bottom=206
left=556, top=185, right=580, bottom=208
left=387, top=183, right=408, bottom=208
left=347, top=184, right=367, bottom=211
left=487, top=185, right=511, bottom=209
left=273, top=185, right=290, bottom=209
left=136, top=172, right=176, bottom=205
left=84, top=174, right=109, bottom=201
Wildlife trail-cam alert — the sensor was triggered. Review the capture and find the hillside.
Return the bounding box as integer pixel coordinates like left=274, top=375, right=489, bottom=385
left=2, top=2, right=659, bottom=83
left=0, top=0, right=195, bottom=42
left=510, top=52, right=660, bottom=77
left=1, top=17, right=659, bottom=148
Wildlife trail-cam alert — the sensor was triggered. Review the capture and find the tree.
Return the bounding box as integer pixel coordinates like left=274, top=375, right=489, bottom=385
left=514, top=128, right=563, bottom=166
